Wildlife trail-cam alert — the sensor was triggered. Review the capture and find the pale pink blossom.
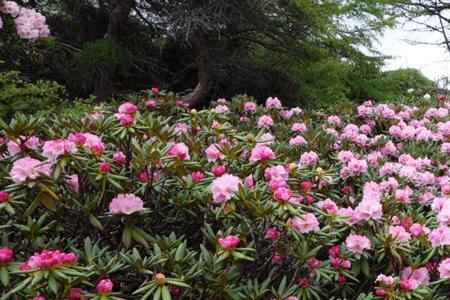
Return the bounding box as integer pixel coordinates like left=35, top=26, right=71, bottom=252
left=210, top=174, right=241, bottom=203
left=438, top=258, right=450, bottom=279
left=345, top=234, right=371, bottom=254
left=10, top=157, right=52, bottom=183
left=257, top=115, right=274, bottom=127
left=109, top=194, right=144, bottom=215
left=249, top=145, right=275, bottom=163
left=290, top=213, right=320, bottom=233
left=299, top=151, right=318, bottom=165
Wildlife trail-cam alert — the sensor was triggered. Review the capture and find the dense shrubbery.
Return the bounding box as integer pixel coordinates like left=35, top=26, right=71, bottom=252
left=0, top=69, right=66, bottom=119
left=1, top=91, right=450, bottom=299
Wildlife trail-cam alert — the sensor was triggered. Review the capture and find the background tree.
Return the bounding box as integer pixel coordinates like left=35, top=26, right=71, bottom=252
left=396, top=1, right=450, bottom=52
left=1, top=0, right=437, bottom=109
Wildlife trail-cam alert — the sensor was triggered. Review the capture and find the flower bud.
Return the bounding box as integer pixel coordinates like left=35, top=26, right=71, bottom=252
left=0, top=191, right=9, bottom=203
left=96, top=279, right=113, bottom=294
left=154, top=273, right=166, bottom=286
left=316, top=167, right=324, bottom=176
left=98, top=162, right=111, bottom=174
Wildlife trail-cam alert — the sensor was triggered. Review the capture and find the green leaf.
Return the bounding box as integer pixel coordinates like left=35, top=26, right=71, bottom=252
left=161, top=286, right=171, bottom=300
left=361, top=257, right=370, bottom=277
left=122, top=226, right=132, bottom=248
left=0, top=267, right=9, bottom=287
left=153, top=286, right=162, bottom=300
left=89, top=214, right=103, bottom=230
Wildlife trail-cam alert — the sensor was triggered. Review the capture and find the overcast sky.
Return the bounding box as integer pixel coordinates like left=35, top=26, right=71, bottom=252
left=377, top=22, right=450, bottom=82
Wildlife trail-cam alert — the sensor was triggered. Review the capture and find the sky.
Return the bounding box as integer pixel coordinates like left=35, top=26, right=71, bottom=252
left=377, top=22, right=450, bottom=83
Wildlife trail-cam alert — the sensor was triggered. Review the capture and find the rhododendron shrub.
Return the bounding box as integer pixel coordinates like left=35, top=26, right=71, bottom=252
left=2, top=94, right=450, bottom=299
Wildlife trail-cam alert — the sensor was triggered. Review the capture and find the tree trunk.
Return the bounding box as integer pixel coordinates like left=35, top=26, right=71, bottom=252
left=181, top=33, right=210, bottom=106
left=95, top=0, right=132, bottom=100
left=104, top=0, right=133, bottom=39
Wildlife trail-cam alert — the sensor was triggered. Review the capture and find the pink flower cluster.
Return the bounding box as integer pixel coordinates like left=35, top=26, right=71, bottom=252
left=166, top=142, right=190, bottom=160
left=211, top=174, right=241, bottom=203
left=0, top=246, right=13, bottom=264
left=1, top=1, right=50, bottom=40
left=10, top=157, right=53, bottom=183
left=218, top=235, right=240, bottom=249
left=109, top=194, right=144, bottom=215
left=115, top=102, right=137, bottom=126
left=249, top=145, right=275, bottom=164
left=19, top=250, right=76, bottom=270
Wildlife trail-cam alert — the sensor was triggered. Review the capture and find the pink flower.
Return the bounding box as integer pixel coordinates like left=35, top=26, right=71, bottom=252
left=389, top=226, right=411, bottom=243
left=300, top=181, right=313, bottom=191
left=438, top=258, right=450, bottom=279
left=98, top=162, right=111, bottom=174
left=273, top=187, right=291, bottom=202
left=167, top=143, right=190, bottom=160
left=68, top=174, right=79, bottom=193
left=20, top=250, right=76, bottom=270
left=244, top=102, right=257, bottom=112
left=83, top=133, right=104, bottom=150
left=347, top=159, right=368, bottom=175
left=299, top=151, right=318, bottom=165
left=1, top=1, right=20, bottom=17
left=401, top=267, right=429, bottom=289
left=205, top=144, right=224, bottom=162
left=290, top=213, right=320, bottom=233
left=0, top=247, right=13, bottom=264
left=210, top=174, right=241, bottom=203
left=376, top=274, right=395, bottom=286
left=96, top=279, right=113, bottom=294
left=10, top=157, right=53, bottom=183
left=118, top=102, right=137, bottom=115
left=151, top=87, right=159, bottom=94
left=265, top=97, right=282, bottom=108
left=211, top=165, right=226, bottom=177
left=113, top=152, right=126, bottom=165
left=67, top=133, right=86, bottom=146
left=410, top=223, right=428, bottom=237
left=289, top=135, right=307, bottom=146
left=42, top=139, right=77, bottom=160
left=109, top=194, right=144, bottom=215
left=30, top=297, right=45, bottom=300
left=218, top=235, right=240, bottom=249
left=291, top=123, right=307, bottom=132
left=327, top=115, right=341, bottom=125
left=174, top=122, right=189, bottom=135
left=257, top=115, right=273, bottom=127
left=249, top=145, right=275, bottom=164
left=264, top=165, right=288, bottom=181
left=428, top=226, right=450, bottom=247
left=139, top=171, right=149, bottom=183
left=244, top=175, right=254, bottom=188
left=395, top=187, right=413, bottom=203
left=345, top=234, right=371, bottom=254
left=0, top=191, right=9, bottom=203
left=305, top=258, right=319, bottom=269
left=191, top=171, right=204, bottom=182
left=115, top=113, right=134, bottom=126
left=264, top=228, right=281, bottom=240
left=399, top=279, right=412, bottom=291
left=215, top=105, right=229, bottom=114
left=7, top=136, right=40, bottom=156
left=317, top=198, right=338, bottom=213
left=145, top=99, right=156, bottom=108
left=69, top=288, right=82, bottom=300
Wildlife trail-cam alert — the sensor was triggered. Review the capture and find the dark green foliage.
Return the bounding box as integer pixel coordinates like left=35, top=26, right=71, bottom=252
left=364, top=68, right=436, bottom=102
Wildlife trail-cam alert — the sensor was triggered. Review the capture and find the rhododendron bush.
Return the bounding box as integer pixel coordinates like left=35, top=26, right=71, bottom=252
left=2, top=92, right=450, bottom=299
